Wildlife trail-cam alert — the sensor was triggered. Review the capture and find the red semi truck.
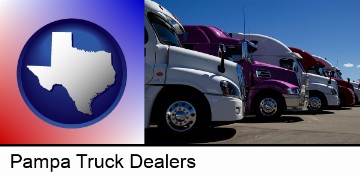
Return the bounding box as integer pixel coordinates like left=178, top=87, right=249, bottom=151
left=290, top=47, right=355, bottom=107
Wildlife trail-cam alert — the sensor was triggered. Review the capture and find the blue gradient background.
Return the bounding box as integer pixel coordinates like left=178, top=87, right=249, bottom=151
left=0, top=0, right=144, bottom=143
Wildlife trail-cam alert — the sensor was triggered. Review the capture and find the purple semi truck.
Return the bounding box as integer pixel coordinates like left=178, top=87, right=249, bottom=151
left=179, top=25, right=308, bottom=118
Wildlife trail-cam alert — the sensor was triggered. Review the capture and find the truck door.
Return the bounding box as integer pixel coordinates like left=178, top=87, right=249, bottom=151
left=145, top=14, right=157, bottom=84
left=280, top=58, right=302, bottom=86
left=293, top=61, right=303, bottom=86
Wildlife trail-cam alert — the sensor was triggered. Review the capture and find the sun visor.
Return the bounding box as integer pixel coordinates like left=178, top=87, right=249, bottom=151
left=157, top=11, right=184, bottom=34
left=145, top=0, right=185, bottom=34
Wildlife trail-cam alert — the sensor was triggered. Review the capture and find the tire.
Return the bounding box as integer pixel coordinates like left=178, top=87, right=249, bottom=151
left=307, top=94, right=325, bottom=112
left=154, top=91, right=210, bottom=135
left=255, top=94, right=283, bottom=119
left=339, top=92, right=345, bottom=107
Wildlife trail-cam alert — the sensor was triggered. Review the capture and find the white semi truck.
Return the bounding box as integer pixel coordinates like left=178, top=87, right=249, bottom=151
left=313, top=55, right=358, bottom=105
left=145, top=0, right=247, bottom=135
left=230, top=33, right=339, bottom=111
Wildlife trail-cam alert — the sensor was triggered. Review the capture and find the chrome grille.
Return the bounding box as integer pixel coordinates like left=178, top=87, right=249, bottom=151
left=256, top=69, right=271, bottom=78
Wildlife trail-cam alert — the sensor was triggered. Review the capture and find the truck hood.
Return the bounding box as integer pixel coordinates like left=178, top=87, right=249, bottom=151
left=251, top=61, right=300, bottom=87
left=336, top=78, right=354, bottom=90
left=168, top=46, right=240, bottom=87
left=253, top=60, right=284, bottom=69
left=308, top=73, right=338, bottom=90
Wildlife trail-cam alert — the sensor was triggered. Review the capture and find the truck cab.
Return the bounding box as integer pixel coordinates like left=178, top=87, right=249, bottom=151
left=289, top=47, right=340, bottom=111
left=179, top=26, right=308, bottom=119
left=230, top=33, right=310, bottom=98
left=313, top=55, right=356, bottom=106
left=230, top=33, right=307, bottom=86
left=145, top=0, right=246, bottom=135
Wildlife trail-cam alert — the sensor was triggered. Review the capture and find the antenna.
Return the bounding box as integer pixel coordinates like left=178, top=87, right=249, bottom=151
left=243, top=5, right=246, bottom=40
left=249, top=26, right=251, bottom=41
left=336, top=59, right=338, bottom=67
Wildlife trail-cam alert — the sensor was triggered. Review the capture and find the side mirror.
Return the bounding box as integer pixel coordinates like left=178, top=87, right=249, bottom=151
left=182, top=31, right=188, bottom=41
left=328, top=76, right=332, bottom=84
left=347, top=78, right=350, bottom=83
left=218, top=44, right=226, bottom=73
left=220, top=43, right=226, bottom=53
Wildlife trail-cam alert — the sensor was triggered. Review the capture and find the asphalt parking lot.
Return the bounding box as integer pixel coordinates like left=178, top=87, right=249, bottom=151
left=145, top=104, right=360, bottom=144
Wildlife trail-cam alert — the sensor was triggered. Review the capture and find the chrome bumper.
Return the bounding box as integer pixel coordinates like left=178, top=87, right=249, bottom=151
left=283, top=94, right=308, bottom=111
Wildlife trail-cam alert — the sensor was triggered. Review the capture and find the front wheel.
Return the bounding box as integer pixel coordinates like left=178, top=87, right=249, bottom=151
left=255, top=94, right=283, bottom=119
left=154, top=91, right=210, bottom=135
left=308, top=95, right=324, bottom=112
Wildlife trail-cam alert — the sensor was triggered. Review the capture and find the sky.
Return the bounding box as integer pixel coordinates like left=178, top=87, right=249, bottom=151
left=155, top=0, right=360, bottom=82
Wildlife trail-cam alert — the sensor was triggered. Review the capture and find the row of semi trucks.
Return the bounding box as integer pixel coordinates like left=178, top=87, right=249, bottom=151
left=144, top=0, right=360, bottom=135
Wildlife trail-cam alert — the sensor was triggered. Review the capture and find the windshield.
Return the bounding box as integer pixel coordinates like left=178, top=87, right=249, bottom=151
left=148, top=13, right=181, bottom=47
left=318, top=67, right=326, bottom=76
left=224, top=43, right=255, bottom=62
left=308, top=67, right=326, bottom=76
left=326, top=70, right=343, bottom=80
left=334, top=71, right=343, bottom=80
left=279, top=59, right=305, bottom=73
left=224, top=45, right=242, bottom=61
left=280, top=59, right=294, bottom=70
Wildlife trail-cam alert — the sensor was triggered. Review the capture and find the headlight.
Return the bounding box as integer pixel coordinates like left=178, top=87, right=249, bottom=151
left=330, top=87, right=337, bottom=95
left=287, top=88, right=301, bottom=95
left=220, top=80, right=240, bottom=97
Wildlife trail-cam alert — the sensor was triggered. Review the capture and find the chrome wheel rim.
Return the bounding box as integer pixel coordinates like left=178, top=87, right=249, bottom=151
left=259, top=98, right=278, bottom=116
left=309, top=96, right=321, bottom=111
left=165, top=101, right=196, bottom=132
